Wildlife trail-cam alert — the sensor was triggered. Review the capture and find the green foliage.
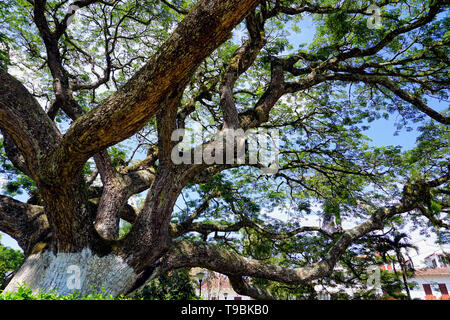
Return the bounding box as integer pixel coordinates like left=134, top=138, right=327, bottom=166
left=378, top=271, right=409, bottom=300
left=0, top=235, right=24, bottom=289
left=0, top=1, right=10, bottom=70
left=0, top=284, right=129, bottom=300
left=0, top=0, right=448, bottom=300
left=130, top=269, right=200, bottom=300
left=108, top=146, right=128, bottom=168
left=119, top=220, right=132, bottom=237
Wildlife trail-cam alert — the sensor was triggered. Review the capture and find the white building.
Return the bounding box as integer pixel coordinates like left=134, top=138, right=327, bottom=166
left=190, top=268, right=252, bottom=300
left=314, top=251, right=450, bottom=300
left=407, top=253, right=450, bottom=300
left=189, top=251, right=450, bottom=300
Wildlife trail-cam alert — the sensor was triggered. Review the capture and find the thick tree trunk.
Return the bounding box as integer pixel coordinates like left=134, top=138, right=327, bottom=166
left=38, top=178, right=96, bottom=253
left=123, top=168, right=184, bottom=268
left=0, top=0, right=262, bottom=297
left=4, top=248, right=139, bottom=296
left=2, top=170, right=183, bottom=296
left=1, top=0, right=444, bottom=301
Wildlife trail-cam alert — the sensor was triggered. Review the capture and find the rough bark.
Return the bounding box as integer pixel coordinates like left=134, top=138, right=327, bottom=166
left=1, top=131, right=30, bottom=176
left=0, top=195, right=49, bottom=255
left=228, top=276, right=275, bottom=300
left=93, top=151, right=126, bottom=240
left=0, top=70, right=61, bottom=181
left=51, top=0, right=261, bottom=180
left=1, top=0, right=259, bottom=252
left=1, top=0, right=448, bottom=299
left=122, top=169, right=184, bottom=269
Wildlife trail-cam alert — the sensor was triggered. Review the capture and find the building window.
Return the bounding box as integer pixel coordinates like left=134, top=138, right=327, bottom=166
left=438, top=284, right=448, bottom=295
left=431, top=259, right=437, bottom=268
left=423, top=284, right=433, bottom=296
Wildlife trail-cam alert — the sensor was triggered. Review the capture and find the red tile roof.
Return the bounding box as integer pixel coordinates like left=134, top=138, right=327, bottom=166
left=425, top=252, right=449, bottom=259
left=414, top=267, right=450, bottom=276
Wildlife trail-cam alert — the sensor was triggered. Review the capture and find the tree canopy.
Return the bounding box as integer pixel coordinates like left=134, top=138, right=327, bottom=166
left=0, top=0, right=448, bottom=299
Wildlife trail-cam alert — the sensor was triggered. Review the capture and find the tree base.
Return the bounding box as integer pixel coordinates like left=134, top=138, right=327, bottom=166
left=4, top=248, right=138, bottom=297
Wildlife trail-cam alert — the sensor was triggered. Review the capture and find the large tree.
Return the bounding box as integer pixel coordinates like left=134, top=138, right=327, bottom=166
left=0, top=0, right=448, bottom=298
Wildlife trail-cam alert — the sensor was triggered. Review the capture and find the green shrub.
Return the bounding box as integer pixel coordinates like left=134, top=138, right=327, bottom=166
left=0, top=236, right=24, bottom=290
left=0, top=284, right=129, bottom=300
